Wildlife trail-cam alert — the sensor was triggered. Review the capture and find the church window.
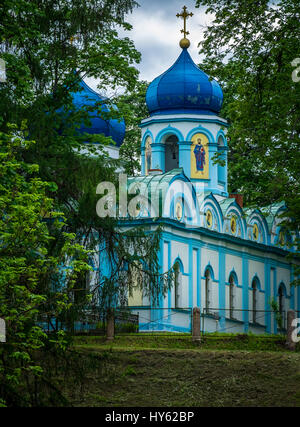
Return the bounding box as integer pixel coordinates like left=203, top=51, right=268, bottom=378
left=128, top=262, right=144, bottom=307
left=145, top=137, right=152, bottom=175
left=174, top=262, right=182, bottom=308
left=252, top=279, right=258, bottom=323
left=278, top=284, right=285, bottom=318
left=217, top=135, right=226, bottom=184
left=204, top=269, right=211, bottom=313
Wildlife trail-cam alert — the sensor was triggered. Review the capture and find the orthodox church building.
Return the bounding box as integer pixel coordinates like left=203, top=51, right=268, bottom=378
left=75, top=9, right=299, bottom=334
left=122, top=20, right=299, bottom=335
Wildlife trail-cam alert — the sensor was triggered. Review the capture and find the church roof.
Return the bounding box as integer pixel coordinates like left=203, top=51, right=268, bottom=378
left=128, top=168, right=186, bottom=206
left=145, top=48, right=223, bottom=117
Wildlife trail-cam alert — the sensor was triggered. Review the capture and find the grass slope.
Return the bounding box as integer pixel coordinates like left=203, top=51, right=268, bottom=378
left=66, top=334, right=300, bottom=407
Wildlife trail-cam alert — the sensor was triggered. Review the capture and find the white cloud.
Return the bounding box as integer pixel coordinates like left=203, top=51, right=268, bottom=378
left=85, top=1, right=215, bottom=90
left=119, top=2, right=214, bottom=82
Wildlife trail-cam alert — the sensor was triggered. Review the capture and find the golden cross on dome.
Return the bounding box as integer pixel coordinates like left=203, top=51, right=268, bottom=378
left=69, top=35, right=79, bottom=45
left=176, top=5, right=193, bottom=39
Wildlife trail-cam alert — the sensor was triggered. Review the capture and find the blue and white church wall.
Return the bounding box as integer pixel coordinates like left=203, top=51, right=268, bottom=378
left=153, top=222, right=297, bottom=334
left=119, top=32, right=299, bottom=334
left=140, top=115, right=229, bottom=198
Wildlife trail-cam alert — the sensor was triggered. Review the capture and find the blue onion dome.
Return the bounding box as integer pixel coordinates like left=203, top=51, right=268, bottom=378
left=146, top=48, right=223, bottom=116
left=72, top=79, right=125, bottom=147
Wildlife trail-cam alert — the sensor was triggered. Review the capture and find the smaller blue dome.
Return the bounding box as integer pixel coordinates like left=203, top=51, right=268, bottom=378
left=72, top=80, right=125, bottom=147
left=146, top=48, right=223, bottom=116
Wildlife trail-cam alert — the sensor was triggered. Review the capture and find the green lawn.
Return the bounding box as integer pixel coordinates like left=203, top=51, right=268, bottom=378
left=73, top=332, right=299, bottom=352
left=64, top=334, right=300, bottom=407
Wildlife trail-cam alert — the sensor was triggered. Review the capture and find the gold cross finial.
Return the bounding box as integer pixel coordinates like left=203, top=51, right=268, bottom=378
left=69, top=35, right=79, bottom=45
left=176, top=5, right=193, bottom=48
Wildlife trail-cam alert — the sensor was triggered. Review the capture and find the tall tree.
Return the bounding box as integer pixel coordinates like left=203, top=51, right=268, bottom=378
left=0, top=126, right=91, bottom=406
left=118, top=80, right=149, bottom=175
left=0, top=1, right=173, bottom=322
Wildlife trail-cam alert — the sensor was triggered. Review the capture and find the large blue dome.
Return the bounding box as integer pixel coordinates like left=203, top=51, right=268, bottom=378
left=146, top=48, right=223, bottom=116
left=72, top=80, right=125, bottom=147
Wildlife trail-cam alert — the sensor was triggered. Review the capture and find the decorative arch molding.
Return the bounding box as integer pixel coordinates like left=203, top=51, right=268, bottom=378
left=251, top=274, right=262, bottom=291
left=169, top=192, right=195, bottom=224
left=186, top=126, right=215, bottom=143
left=246, top=209, right=269, bottom=245
left=228, top=269, right=239, bottom=285
left=216, top=129, right=227, bottom=147
left=141, top=129, right=154, bottom=149
left=225, top=201, right=247, bottom=239
left=163, top=175, right=201, bottom=226
left=203, top=263, right=215, bottom=282
left=277, top=282, right=288, bottom=298
left=200, top=193, right=223, bottom=232
left=155, top=126, right=184, bottom=144
left=267, top=204, right=287, bottom=243
left=273, top=223, right=293, bottom=249
left=173, top=256, right=185, bottom=274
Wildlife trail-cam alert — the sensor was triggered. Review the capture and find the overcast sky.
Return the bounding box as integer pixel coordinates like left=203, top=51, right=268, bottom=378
left=86, top=1, right=214, bottom=91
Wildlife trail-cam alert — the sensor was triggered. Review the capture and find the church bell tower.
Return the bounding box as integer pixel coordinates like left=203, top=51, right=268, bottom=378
left=140, top=6, right=229, bottom=198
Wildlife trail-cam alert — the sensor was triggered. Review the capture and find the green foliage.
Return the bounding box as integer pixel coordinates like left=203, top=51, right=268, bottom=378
left=0, top=1, right=176, bottom=405
left=0, top=128, right=90, bottom=406
left=74, top=332, right=300, bottom=352
left=118, top=81, right=149, bottom=175
left=269, top=298, right=283, bottom=330
left=1, top=0, right=173, bottom=307
left=96, top=225, right=175, bottom=310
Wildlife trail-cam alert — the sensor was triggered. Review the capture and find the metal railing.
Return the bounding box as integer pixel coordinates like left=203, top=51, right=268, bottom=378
left=201, top=307, right=287, bottom=335
left=118, top=306, right=193, bottom=335
left=38, top=306, right=297, bottom=337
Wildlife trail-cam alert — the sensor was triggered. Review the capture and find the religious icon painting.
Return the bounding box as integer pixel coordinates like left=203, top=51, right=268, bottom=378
left=145, top=136, right=152, bottom=175
left=190, top=133, right=209, bottom=179
left=278, top=230, right=285, bottom=246
left=253, top=223, right=259, bottom=241
left=206, top=209, right=213, bottom=228
left=230, top=216, right=237, bottom=235
left=175, top=200, right=183, bottom=221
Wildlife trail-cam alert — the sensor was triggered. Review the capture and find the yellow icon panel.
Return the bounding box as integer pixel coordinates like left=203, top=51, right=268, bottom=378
left=191, top=133, right=209, bottom=179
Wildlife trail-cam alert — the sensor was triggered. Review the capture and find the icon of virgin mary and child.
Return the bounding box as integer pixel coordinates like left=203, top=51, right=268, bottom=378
left=193, top=138, right=206, bottom=173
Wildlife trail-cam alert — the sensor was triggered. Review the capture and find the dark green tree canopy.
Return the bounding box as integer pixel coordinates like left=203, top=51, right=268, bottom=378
left=196, top=0, right=300, bottom=229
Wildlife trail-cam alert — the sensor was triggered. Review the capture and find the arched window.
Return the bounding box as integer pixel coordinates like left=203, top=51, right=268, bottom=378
left=165, top=135, right=179, bottom=172
left=217, top=135, right=226, bottom=184
left=128, top=262, right=143, bottom=307
left=174, top=262, right=182, bottom=308
left=75, top=257, right=94, bottom=304
left=228, top=274, right=235, bottom=319
left=251, top=278, right=258, bottom=323
left=278, top=283, right=285, bottom=318
left=144, top=136, right=152, bottom=175
left=204, top=269, right=211, bottom=313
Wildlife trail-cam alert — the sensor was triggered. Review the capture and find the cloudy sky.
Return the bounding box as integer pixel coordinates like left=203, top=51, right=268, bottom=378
left=86, top=1, right=214, bottom=90
left=119, top=0, right=214, bottom=82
